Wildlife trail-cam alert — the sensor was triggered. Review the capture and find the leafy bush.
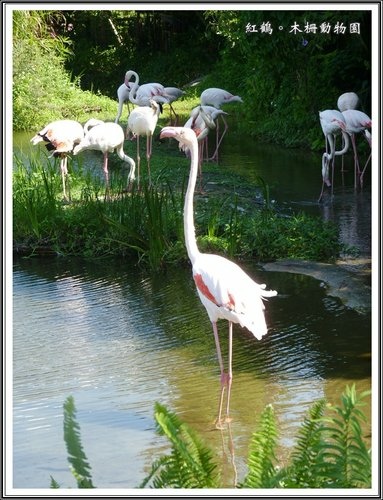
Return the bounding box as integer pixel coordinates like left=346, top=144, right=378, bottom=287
left=13, top=11, right=117, bottom=131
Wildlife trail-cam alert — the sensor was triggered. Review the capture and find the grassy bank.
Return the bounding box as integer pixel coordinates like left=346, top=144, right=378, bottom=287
left=13, top=131, right=344, bottom=271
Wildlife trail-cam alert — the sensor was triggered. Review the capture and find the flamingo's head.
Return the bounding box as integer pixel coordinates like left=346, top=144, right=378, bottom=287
left=124, top=70, right=136, bottom=85
left=160, top=127, right=197, bottom=150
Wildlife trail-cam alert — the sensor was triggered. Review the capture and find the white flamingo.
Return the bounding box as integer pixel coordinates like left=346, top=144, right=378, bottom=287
left=341, top=109, right=372, bottom=187
left=160, top=126, right=277, bottom=428
left=73, top=119, right=135, bottom=198
left=115, top=78, right=133, bottom=124
left=318, top=110, right=349, bottom=201
left=336, top=91, right=360, bottom=171
left=127, top=100, right=161, bottom=188
left=182, top=106, right=226, bottom=190
left=200, top=88, right=243, bottom=161
left=125, top=70, right=169, bottom=106
left=31, top=119, right=84, bottom=200
left=163, top=86, right=184, bottom=124
left=125, top=70, right=183, bottom=124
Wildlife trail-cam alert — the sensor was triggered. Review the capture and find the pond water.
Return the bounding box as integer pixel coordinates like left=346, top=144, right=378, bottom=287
left=11, top=128, right=373, bottom=490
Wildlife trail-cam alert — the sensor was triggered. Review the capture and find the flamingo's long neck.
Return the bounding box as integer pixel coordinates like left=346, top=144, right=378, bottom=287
left=326, top=130, right=350, bottom=161
left=128, top=71, right=139, bottom=105
left=335, top=131, right=350, bottom=156
left=184, top=134, right=200, bottom=265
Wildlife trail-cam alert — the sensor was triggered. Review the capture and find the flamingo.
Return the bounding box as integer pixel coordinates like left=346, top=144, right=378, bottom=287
left=163, top=86, right=184, bottom=124
left=127, top=100, right=161, bottom=188
left=337, top=92, right=360, bottom=171
left=181, top=106, right=215, bottom=192
left=125, top=70, right=183, bottom=125
left=195, top=105, right=229, bottom=163
left=124, top=70, right=167, bottom=107
left=73, top=119, right=135, bottom=198
left=341, top=109, right=372, bottom=188
left=318, top=110, right=349, bottom=201
left=115, top=78, right=133, bottom=124
left=160, top=126, right=277, bottom=429
left=182, top=106, right=227, bottom=190
left=200, top=88, right=243, bottom=161
left=31, top=119, right=84, bottom=201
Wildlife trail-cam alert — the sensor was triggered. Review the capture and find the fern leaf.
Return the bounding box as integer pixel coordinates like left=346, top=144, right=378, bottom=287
left=240, top=404, right=278, bottom=488
left=315, top=385, right=371, bottom=488
left=281, top=398, right=326, bottom=488
left=140, top=403, right=219, bottom=488
left=63, top=396, right=94, bottom=488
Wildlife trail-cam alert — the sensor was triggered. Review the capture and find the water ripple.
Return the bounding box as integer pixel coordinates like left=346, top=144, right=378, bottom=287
left=11, top=257, right=371, bottom=488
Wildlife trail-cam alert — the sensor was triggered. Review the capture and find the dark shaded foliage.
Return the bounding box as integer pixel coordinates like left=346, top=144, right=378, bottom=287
left=13, top=9, right=372, bottom=147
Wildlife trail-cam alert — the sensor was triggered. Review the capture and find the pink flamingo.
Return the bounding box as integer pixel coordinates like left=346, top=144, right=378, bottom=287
left=160, top=126, right=277, bottom=429
left=337, top=92, right=360, bottom=172
left=200, top=88, right=243, bottom=161
left=31, top=119, right=84, bottom=201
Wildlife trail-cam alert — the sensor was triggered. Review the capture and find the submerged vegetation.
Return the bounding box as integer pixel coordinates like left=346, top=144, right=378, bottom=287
left=52, top=385, right=371, bottom=489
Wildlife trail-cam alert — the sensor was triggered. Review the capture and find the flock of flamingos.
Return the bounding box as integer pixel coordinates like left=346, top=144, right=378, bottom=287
left=29, top=70, right=371, bottom=428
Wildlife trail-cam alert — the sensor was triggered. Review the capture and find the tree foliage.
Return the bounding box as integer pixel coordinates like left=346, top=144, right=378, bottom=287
left=12, top=10, right=117, bottom=130
left=12, top=9, right=371, bottom=148
left=204, top=10, right=371, bottom=147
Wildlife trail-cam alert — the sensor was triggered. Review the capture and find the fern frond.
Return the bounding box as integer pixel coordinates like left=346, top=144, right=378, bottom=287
left=63, top=396, right=94, bottom=488
left=315, top=385, right=371, bottom=488
left=240, top=404, right=278, bottom=488
left=140, top=403, right=219, bottom=488
left=278, top=398, right=327, bottom=488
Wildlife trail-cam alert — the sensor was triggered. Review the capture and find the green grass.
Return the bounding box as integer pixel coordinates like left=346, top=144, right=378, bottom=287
left=13, top=132, right=345, bottom=270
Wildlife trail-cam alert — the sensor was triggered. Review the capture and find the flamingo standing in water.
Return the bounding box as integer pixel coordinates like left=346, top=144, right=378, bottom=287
left=31, top=119, right=84, bottom=201
left=200, top=88, right=243, bottom=161
left=73, top=119, right=135, bottom=198
left=318, top=110, right=349, bottom=201
left=336, top=92, right=360, bottom=172
left=160, top=126, right=277, bottom=429
left=127, top=100, right=162, bottom=188
left=341, top=109, right=372, bottom=188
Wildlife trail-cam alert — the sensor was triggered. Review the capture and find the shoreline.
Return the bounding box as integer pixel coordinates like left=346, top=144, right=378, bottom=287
left=261, top=257, right=371, bottom=314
